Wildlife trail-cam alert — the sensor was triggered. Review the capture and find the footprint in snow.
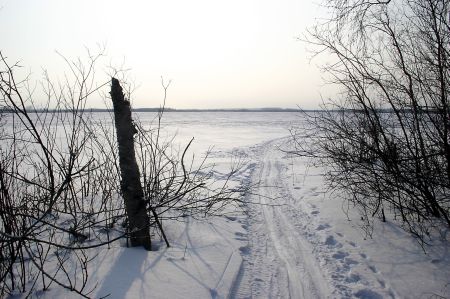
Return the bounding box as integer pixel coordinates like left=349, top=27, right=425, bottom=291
left=332, top=251, right=349, bottom=260
left=345, top=273, right=361, bottom=283
left=234, top=232, right=247, bottom=241
left=345, top=258, right=359, bottom=265
left=325, top=235, right=338, bottom=246
left=316, top=223, right=331, bottom=231
left=348, top=241, right=357, bottom=247
left=239, top=246, right=250, bottom=255
left=354, top=289, right=383, bottom=299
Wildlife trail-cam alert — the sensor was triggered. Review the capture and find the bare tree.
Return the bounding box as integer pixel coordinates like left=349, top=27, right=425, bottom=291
left=110, top=77, right=152, bottom=250
left=292, top=0, right=450, bottom=243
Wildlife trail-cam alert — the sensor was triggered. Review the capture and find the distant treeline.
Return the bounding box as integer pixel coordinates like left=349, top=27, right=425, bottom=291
left=1, top=107, right=444, bottom=114
left=0, top=107, right=303, bottom=113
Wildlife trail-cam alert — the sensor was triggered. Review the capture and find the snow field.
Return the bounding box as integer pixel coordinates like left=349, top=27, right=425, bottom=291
left=12, top=112, right=449, bottom=298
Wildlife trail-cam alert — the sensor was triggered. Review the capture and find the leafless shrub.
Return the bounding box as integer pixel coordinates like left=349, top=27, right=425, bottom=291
left=0, top=50, right=244, bottom=297
left=292, top=0, right=450, bottom=244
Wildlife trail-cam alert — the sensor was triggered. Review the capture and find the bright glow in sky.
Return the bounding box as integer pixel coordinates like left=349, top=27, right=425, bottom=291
left=0, top=0, right=334, bottom=109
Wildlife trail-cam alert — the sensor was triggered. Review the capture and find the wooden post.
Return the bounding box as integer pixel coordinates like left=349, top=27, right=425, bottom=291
left=110, top=77, right=151, bottom=250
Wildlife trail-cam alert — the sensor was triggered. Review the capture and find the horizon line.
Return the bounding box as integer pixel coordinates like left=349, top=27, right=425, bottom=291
left=1, top=107, right=305, bottom=113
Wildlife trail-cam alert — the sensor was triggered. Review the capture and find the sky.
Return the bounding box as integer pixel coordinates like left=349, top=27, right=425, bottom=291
left=0, top=0, right=334, bottom=109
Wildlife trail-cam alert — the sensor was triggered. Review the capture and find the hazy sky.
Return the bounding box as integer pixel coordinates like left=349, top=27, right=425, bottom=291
left=0, top=0, right=333, bottom=109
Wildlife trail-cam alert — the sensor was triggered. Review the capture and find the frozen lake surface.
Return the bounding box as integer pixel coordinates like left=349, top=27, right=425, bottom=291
left=8, top=111, right=450, bottom=298
left=134, top=111, right=302, bottom=152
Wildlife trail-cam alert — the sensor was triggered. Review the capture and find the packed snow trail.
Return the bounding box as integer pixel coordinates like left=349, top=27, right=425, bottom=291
left=252, top=141, right=328, bottom=298
left=229, top=139, right=327, bottom=297
left=232, top=138, right=397, bottom=298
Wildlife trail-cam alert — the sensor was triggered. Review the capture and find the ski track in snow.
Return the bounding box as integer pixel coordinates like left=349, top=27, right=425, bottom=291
left=231, top=138, right=396, bottom=299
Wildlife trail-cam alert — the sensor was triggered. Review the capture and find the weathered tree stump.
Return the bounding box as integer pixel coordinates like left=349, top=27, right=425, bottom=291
left=110, top=77, right=151, bottom=250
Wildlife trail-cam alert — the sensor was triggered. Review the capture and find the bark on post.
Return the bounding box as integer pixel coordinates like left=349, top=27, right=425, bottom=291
left=110, top=77, right=152, bottom=250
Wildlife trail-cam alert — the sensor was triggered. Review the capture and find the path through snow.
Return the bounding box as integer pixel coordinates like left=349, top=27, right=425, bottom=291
left=229, top=138, right=439, bottom=298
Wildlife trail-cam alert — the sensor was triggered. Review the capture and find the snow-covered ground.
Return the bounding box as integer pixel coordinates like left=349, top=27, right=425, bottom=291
left=18, top=112, right=450, bottom=298
left=233, top=137, right=450, bottom=298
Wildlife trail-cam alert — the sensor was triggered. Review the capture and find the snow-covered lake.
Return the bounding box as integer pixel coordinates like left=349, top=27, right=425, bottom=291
left=5, top=111, right=450, bottom=298
left=134, top=111, right=302, bottom=152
